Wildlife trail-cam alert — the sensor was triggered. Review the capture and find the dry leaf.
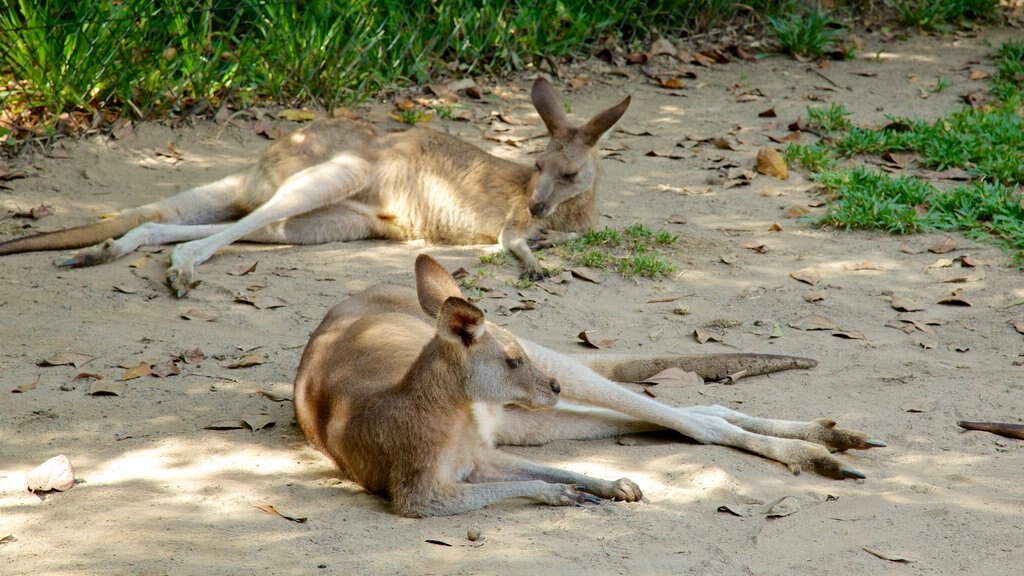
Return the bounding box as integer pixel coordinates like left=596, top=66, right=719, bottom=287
left=228, top=262, right=258, bottom=276
left=694, top=327, right=725, bottom=344
left=862, top=547, right=916, bottom=563
left=937, top=295, right=972, bottom=306
left=569, top=268, right=605, bottom=284
left=789, top=268, right=821, bottom=285
left=26, top=455, right=75, bottom=492
left=803, top=291, right=828, bottom=302
left=37, top=352, right=96, bottom=368
left=739, top=240, right=767, bottom=253
left=928, top=238, right=958, bottom=254
left=755, top=148, right=788, bottom=180
left=783, top=205, right=810, bottom=218
left=122, top=361, right=151, bottom=381
left=636, top=367, right=703, bottom=386
left=89, top=380, right=127, bottom=396
left=646, top=295, right=684, bottom=304
left=1013, top=320, right=1024, bottom=335
left=241, top=415, right=276, bottom=432
left=845, top=261, right=885, bottom=271
left=788, top=315, right=837, bottom=331
left=577, top=331, right=617, bottom=349
left=911, top=334, right=936, bottom=349
left=177, top=348, right=206, bottom=364
left=204, top=420, right=247, bottom=430
left=720, top=254, right=737, bottom=265
left=12, top=375, right=41, bottom=393
left=667, top=214, right=687, bottom=224
left=113, top=285, right=137, bottom=294
left=891, top=296, right=925, bottom=312
left=832, top=330, right=866, bottom=340
left=224, top=353, right=268, bottom=368
left=181, top=309, right=219, bottom=321
left=257, top=389, right=292, bottom=402
left=151, top=362, right=181, bottom=378
left=235, top=293, right=287, bottom=309
left=927, top=258, right=954, bottom=269
left=253, top=503, right=307, bottom=523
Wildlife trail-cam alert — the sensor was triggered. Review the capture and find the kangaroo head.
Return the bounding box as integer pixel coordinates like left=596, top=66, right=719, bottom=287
left=528, top=77, right=631, bottom=219
left=416, top=254, right=560, bottom=409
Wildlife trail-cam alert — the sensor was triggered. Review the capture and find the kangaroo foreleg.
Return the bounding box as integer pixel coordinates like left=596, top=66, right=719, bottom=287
left=395, top=479, right=596, bottom=517
left=471, top=451, right=641, bottom=502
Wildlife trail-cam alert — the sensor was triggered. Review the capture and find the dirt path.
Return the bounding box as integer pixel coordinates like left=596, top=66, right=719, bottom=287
left=2, top=29, right=1022, bottom=575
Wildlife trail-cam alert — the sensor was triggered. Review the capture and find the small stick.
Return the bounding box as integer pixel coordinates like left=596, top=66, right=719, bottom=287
left=957, top=420, right=1024, bottom=440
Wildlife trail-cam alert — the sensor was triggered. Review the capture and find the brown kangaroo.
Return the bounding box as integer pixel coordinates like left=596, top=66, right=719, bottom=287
left=0, top=78, right=629, bottom=297
left=293, top=255, right=885, bottom=516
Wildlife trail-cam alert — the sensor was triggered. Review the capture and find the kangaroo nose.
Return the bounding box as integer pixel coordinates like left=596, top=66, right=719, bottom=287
left=530, top=201, right=546, bottom=217
left=550, top=380, right=560, bottom=394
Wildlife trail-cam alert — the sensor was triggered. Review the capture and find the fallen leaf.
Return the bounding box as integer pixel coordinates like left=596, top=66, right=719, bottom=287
left=891, top=296, right=925, bottom=312
left=426, top=539, right=453, bottom=547
left=667, top=214, right=687, bottom=224
left=845, top=261, right=885, bottom=271
left=937, top=294, right=972, bottom=306
left=789, top=268, right=821, bottom=286
left=783, top=205, right=810, bottom=218
left=228, top=262, right=259, bottom=276
left=927, top=258, right=954, bottom=269
left=694, top=327, right=724, bottom=344
left=788, top=315, right=837, bottom=331
left=122, top=361, right=152, bottom=381
left=181, top=309, right=219, bottom=321
left=257, top=389, right=292, bottom=402
left=253, top=503, right=307, bottom=523
left=204, top=420, right=247, bottom=430
left=739, top=240, right=767, bottom=253
left=569, top=268, right=605, bottom=284
left=0, top=534, right=16, bottom=544
left=720, top=254, right=737, bottom=265
left=911, top=333, right=936, bottom=349
left=767, top=222, right=783, bottom=232
left=177, top=348, right=207, bottom=364
left=25, top=455, right=75, bottom=492
left=1013, top=320, right=1024, bottom=335
left=765, top=496, right=801, bottom=518
left=636, top=367, right=703, bottom=386
left=242, top=415, right=276, bottom=432
left=755, top=148, right=788, bottom=180
left=37, top=352, right=96, bottom=368
left=112, top=285, right=138, bottom=294
left=224, top=353, right=268, bottom=368
left=928, top=238, right=958, bottom=254
left=758, top=107, right=777, bottom=118
left=89, top=380, right=127, bottom=396
left=578, top=331, right=618, bottom=349
left=235, top=293, right=287, bottom=309
left=803, top=291, right=828, bottom=302
left=832, top=330, right=866, bottom=340
left=646, top=295, right=684, bottom=304
left=12, top=375, right=41, bottom=393
left=151, top=362, right=181, bottom=378
left=862, top=547, right=916, bottom=563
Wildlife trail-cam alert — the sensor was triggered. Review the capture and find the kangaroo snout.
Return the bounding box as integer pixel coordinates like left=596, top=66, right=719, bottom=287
left=550, top=379, right=561, bottom=394
left=529, top=200, right=547, bottom=217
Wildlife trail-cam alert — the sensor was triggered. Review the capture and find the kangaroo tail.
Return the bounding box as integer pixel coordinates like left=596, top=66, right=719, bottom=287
left=0, top=208, right=162, bottom=257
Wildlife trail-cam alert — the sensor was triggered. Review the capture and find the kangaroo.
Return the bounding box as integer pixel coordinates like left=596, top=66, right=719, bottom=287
left=294, top=254, right=642, bottom=517
left=294, top=255, right=885, bottom=516
left=0, top=78, right=628, bottom=297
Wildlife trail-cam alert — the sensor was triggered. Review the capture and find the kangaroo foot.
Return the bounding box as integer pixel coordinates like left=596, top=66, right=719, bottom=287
left=59, top=238, right=120, bottom=268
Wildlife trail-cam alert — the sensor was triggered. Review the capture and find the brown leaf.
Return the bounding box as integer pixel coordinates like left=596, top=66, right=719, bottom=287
left=720, top=254, right=737, bottom=265
left=0, top=534, right=16, bottom=544
left=14, top=204, right=51, bottom=219
left=253, top=503, right=306, bottom=523
left=755, top=148, right=788, bottom=180
left=569, top=268, right=605, bottom=284
left=768, top=131, right=802, bottom=144
left=767, top=222, right=783, bottom=232
left=739, top=240, right=767, bottom=253
left=177, top=348, right=206, bottom=364
left=235, top=293, right=287, bottom=309
left=241, top=415, right=276, bottom=432
left=803, top=290, right=828, bottom=302
left=937, top=296, right=972, bottom=306
left=636, top=367, right=703, bottom=386
left=37, top=352, right=96, bottom=368
left=228, top=261, right=258, bottom=276
left=758, top=107, right=777, bottom=118
left=577, top=331, right=618, bottom=349
left=845, top=261, right=885, bottom=271
left=646, top=295, right=684, bottom=304
left=789, top=267, right=821, bottom=285
left=224, top=353, right=268, bottom=369
left=862, top=547, right=916, bottom=563
left=257, top=389, right=292, bottom=402
left=181, top=308, right=219, bottom=321
left=89, top=380, right=127, bottom=396
left=667, top=214, right=687, bottom=224
left=788, top=315, right=837, bottom=331
left=645, top=149, right=688, bottom=159
left=911, top=334, right=937, bottom=349
left=928, top=238, right=958, bottom=254
left=832, top=330, right=866, bottom=340
left=121, top=361, right=152, bottom=381
left=151, top=361, right=181, bottom=378
left=204, top=419, right=247, bottom=430
left=112, top=285, right=137, bottom=294
left=783, top=205, right=810, bottom=218
left=1013, top=320, right=1024, bottom=335
left=655, top=77, right=687, bottom=89
left=12, top=375, right=41, bottom=393
left=891, top=296, right=925, bottom=312
left=693, top=327, right=724, bottom=344
left=26, top=455, right=75, bottom=492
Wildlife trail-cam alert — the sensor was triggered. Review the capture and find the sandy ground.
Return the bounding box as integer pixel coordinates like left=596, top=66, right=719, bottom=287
left=2, top=30, right=1023, bottom=576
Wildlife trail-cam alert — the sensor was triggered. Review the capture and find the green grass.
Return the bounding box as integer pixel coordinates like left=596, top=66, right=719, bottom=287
left=0, top=0, right=789, bottom=148
left=791, top=40, right=1024, bottom=262
left=889, top=0, right=1000, bottom=31
left=767, top=8, right=843, bottom=59
left=555, top=224, right=678, bottom=278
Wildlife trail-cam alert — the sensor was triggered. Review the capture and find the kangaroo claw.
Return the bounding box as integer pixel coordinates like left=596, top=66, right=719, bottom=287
left=864, top=439, right=887, bottom=448
left=840, top=466, right=866, bottom=480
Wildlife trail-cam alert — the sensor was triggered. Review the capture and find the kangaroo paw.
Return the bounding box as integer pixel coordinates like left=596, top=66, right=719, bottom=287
left=166, top=264, right=199, bottom=298
left=804, top=418, right=886, bottom=452
left=58, top=239, right=120, bottom=268
left=593, top=477, right=643, bottom=502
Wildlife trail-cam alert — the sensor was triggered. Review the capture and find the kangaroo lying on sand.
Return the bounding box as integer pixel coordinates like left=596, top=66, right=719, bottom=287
left=293, top=255, right=885, bottom=517
left=0, top=78, right=628, bottom=297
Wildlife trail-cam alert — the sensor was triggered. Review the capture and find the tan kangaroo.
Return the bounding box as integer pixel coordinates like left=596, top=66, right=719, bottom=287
left=0, top=78, right=627, bottom=297
left=294, top=255, right=885, bottom=517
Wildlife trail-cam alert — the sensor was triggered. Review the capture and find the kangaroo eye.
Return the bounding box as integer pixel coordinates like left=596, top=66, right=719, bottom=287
left=534, top=160, right=542, bottom=171
left=506, top=358, right=523, bottom=369
left=562, top=171, right=578, bottom=181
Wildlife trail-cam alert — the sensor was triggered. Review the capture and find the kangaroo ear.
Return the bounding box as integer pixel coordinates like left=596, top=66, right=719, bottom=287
left=415, top=254, right=464, bottom=319
left=438, top=297, right=485, bottom=347
left=532, top=77, right=569, bottom=137
left=579, top=95, right=630, bottom=146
